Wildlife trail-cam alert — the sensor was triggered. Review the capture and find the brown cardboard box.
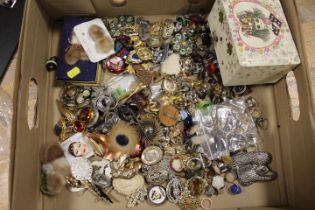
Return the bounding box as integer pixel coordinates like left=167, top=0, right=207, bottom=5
left=9, top=0, right=315, bottom=210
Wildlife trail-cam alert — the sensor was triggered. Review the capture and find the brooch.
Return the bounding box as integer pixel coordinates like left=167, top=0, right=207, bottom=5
left=126, top=186, right=147, bottom=208
left=141, top=146, right=163, bottom=165
left=145, top=164, right=169, bottom=185
left=158, top=105, right=180, bottom=127
left=166, top=178, right=183, bottom=203
left=148, top=186, right=167, bottom=205
left=111, top=156, right=142, bottom=179
left=137, top=118, right=162, bottom=146
left=105, top=55, right=126, bottom=74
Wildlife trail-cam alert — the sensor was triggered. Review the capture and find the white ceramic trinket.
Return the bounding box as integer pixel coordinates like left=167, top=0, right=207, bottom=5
left=212, top=175, right=225, bottom=190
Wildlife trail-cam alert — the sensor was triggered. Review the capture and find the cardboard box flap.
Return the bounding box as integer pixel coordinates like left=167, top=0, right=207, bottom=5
left=11, top=0, right=52, bottom=209
left=274, top=0, right=315, bottom=208
left=39, top=0, right=214, bottom=18
left=39, top=0, right=96, bottom=19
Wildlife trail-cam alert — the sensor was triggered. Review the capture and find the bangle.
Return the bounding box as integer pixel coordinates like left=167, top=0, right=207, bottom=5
left=200, top=197, right=213, bottom=210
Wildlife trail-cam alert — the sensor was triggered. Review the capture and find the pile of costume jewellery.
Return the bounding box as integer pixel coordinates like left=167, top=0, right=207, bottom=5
left=42, top=15, right=278, bottom=210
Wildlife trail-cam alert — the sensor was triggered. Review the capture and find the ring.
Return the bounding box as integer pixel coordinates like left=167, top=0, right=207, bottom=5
left=186, top=157, right=203, bottom=171
left=200, top=197, right=213, bottom=210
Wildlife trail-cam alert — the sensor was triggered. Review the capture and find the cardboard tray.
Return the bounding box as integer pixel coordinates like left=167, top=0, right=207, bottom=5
left=9, top=0, right=315, bottom=209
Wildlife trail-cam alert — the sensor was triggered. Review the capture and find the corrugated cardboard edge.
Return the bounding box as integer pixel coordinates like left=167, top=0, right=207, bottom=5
left=9, top=0, right=28, bottom=208
left=274, top=0, right=315, bottom=208
left=10, top=0, right=53, bottom=209
left=9, top=0, right=315, bottom=209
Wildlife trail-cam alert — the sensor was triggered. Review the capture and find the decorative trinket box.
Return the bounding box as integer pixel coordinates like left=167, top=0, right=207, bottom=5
left=208, top=0, right=300, bottom=86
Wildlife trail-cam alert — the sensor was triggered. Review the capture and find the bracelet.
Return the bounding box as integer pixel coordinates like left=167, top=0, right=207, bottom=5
left=200, top=197, right=213, bottom=210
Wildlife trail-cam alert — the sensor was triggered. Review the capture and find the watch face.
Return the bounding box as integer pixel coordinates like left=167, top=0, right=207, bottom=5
left=148, top=186, right=167, bottom=205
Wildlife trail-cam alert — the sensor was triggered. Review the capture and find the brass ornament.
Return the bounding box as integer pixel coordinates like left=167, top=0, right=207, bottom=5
left=137, top=118, right=162, bottom=145
left=136, top=47, right=152, bottom=61
left=150, top=22, right=163, bottom=36
left=134, top=66, right=156, bottom=86
left=111, top=156, right=142, bottom=178
left=57, top=101, right=76, bottom=122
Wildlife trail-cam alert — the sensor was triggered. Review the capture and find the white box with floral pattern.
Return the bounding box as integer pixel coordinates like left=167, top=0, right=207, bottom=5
left=208, top=0, right=300, bottom=86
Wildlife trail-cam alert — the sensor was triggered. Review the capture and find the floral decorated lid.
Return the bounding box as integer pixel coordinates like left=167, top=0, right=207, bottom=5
left=219, top=0, right=300, bottom=67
